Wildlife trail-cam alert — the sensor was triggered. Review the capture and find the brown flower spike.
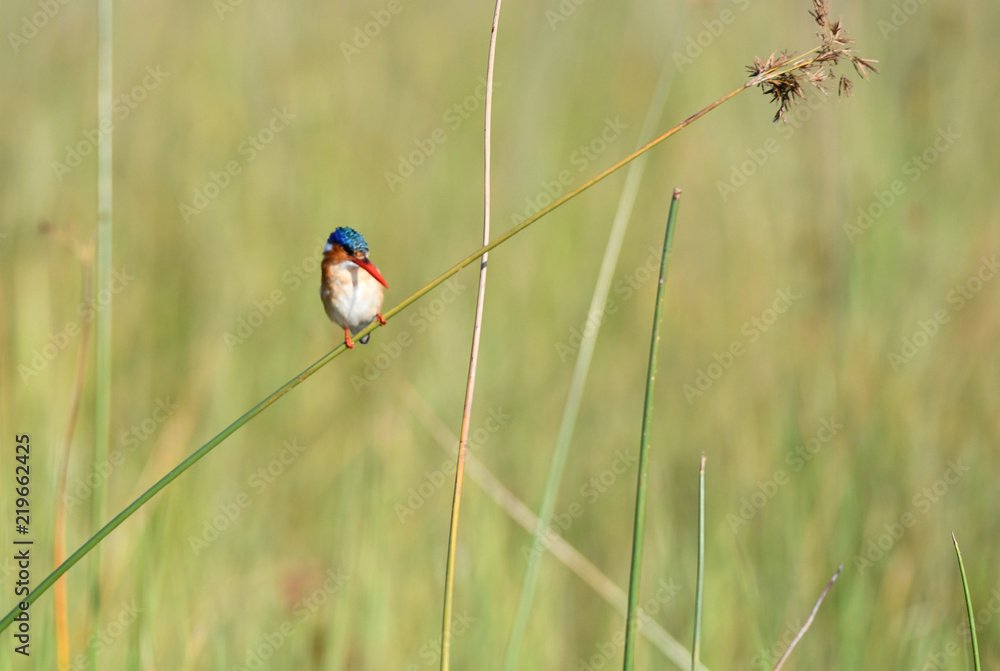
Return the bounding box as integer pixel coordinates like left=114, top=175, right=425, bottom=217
left=747, top=0, right=878, bottom=122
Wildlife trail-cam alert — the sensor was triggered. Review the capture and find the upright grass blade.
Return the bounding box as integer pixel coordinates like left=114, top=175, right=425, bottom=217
left=952, top=533, right=982, bottom=671
left=622, top=188, right=683, bottom=671
left=501, top=56, right=678, bottom=671
left=91, top=0, right=114, bottom=665
left=0, top=77, right=762, bottom=634
left=692, top=453, right=706, bottom=671
left=439, top=3, right=502, bottom=669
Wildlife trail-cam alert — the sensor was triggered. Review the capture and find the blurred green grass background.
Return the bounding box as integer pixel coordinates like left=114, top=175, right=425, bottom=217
left=2, top=0, right=999, bottom=669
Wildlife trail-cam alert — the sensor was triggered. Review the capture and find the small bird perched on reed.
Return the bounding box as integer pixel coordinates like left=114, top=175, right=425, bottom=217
left=320, top=227, right=389, bottom=349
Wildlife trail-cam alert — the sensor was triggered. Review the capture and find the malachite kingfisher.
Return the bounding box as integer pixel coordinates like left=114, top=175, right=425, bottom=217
left=320, top=227, right=389, bottom=349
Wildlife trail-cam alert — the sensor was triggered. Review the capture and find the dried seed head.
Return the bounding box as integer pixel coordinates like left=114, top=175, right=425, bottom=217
left=747, top=0, right=877, bottom=122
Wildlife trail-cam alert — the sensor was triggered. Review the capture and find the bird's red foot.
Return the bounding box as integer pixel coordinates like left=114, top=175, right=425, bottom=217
left=344, top=328, right=355, bottom=349
left=376, top=313, right=386, bottom=326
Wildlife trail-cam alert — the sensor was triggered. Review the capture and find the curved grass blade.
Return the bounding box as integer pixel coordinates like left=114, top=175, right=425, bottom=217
left=952, top=533, right=982, bottom=671
left=439, top=2, right=503, bottom=669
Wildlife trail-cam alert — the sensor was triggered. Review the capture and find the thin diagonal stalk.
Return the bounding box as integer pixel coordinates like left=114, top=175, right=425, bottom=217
left=90, top=0, right=113, bottom=666
left=952, top=534, right=981, bottom=671
left=439, top=3, right=502, bottom=670
left=772, top=565, right=842, bottom=671
left=502, top=56, right=677, bottom=671
left=622, top=187, right=682, bottom=670
left=0, top=78, right=757, bottom=634
left=401, top=383, right=709, bottom=671
left=691, top=453, right=706, bottom=671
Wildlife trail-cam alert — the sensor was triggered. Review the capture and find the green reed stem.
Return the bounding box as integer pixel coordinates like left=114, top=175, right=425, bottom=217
left=90, top=0, right=113, bottom=664
left=692, top=453, right=706, bottom=671
left=0, top=83, right=748, bottom=635
left=622, top=188, right=682, bottom=670
left=952, top=533, right=981, bottom=671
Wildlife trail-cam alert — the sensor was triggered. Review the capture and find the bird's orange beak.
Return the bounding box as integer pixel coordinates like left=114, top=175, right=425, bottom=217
left=354, top=256, right=389, bottom=289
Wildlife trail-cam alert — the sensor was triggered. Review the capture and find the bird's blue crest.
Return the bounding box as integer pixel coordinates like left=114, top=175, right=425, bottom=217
left=327, top=227, right=369, bottom=255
